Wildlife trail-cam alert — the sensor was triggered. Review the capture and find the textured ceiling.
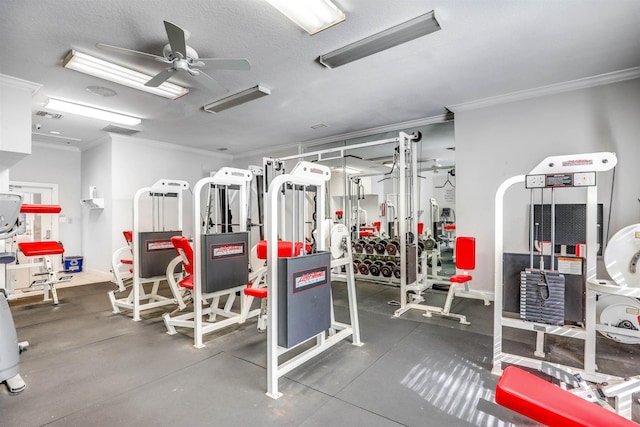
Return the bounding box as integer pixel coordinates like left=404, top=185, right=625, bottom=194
left=1, top=0, right=639, bottom=156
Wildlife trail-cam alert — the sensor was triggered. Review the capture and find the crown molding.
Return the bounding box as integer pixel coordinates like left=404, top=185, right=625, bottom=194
left=0, top=74, right=42, bottom=94
left=107, top=133, right=234, bottom=159
left=32, top=140, right=80, bottom=153
left=448, top=66, right=640, bottom=113
left=233, top=113, right=452, bottom=161
left=301, top=114, right=451, bottom=148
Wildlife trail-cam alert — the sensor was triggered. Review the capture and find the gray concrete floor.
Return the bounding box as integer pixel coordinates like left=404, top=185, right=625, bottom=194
left=1, top=280, right=638, bottom=426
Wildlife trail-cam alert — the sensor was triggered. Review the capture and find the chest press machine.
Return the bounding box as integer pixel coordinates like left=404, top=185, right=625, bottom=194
left=109, top=179, right=189, bottom=321
left=264, top=161, right=362, bottom=399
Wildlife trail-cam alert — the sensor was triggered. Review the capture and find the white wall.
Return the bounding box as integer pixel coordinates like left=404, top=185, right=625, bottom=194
left=455, top=77, right=640, bottom=293
left=11, top=143, right=82, bottom=255
left=81, top=137, right=113, bottom=274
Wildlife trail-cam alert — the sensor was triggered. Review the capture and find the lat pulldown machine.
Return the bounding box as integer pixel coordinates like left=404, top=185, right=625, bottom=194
left=264, top=161, right=361, bottom=399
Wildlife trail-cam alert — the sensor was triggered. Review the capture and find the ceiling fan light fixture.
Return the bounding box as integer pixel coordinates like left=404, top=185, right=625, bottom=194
left=45, top=98, right=142, bottom=126
left=319, top=10, right=441, bottom=68
left=204, top=85, right=271, bottom=113
left=265, top=0, right=345, bottom=35
left=63, top=50, right=189, bottom=100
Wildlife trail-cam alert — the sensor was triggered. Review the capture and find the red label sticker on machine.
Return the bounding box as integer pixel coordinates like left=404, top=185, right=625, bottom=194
left=292, top=266, right=328, bottom=293
left=210, top=242, right=246, bottom=259
left=146, top=240, right=174, bottom=252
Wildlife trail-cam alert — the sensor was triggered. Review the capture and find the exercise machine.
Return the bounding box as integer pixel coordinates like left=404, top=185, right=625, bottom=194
left=493, top=152, right=620, bottom=381
left=264, top=161, right=361, bottom=398
left=162, top=168, right=261, bottom=348
left=4, top=203, right=70, bottom=305
left=0, top=191, right=29, bottom=393
left=109, top=179, right=189, bottom=321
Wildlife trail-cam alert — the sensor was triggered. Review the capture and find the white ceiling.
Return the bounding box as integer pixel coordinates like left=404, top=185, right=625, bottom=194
left=1, top=0, right=639, bottom=156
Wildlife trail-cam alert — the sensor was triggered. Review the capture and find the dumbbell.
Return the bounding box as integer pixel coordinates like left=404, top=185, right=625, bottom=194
left=380, top=262, right=394, bottom=278
left=368, top=261, right=381, bottom=276
left=393, top=266, right=401, bottom=279
left=386, top=240, right=400, bottom=256
left=374, top=239, right=388, bottom=255
left=352, top=258, right=362, bottom=273
left=358, top=259, right=370, bottom=275
left=364, top=240, right=375, bottom=255
left=354, top=240, right=366, bottom=254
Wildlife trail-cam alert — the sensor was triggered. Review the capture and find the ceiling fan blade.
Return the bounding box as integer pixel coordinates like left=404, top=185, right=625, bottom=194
left=164, top=21, right=188, bottom=58
left=145, top=68, right=176, bottom=87
left=190, top=70, right=228, bottom=95
left=96, top=43, right=162, bottom=61
left=196, top=58, right=251, bottom=71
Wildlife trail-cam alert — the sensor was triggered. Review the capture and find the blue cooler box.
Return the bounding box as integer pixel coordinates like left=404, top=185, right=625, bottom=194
left=64, top=256, right=83, bottom=272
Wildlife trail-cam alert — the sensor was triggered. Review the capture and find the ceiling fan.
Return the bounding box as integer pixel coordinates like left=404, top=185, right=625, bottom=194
left=96, top=20, right=250, bottom=94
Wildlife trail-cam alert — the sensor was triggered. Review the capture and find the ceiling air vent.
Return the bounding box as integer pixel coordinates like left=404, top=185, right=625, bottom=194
left=102, top=125, right=140, bottom=136
left=36, top=110, right=63, bottom=119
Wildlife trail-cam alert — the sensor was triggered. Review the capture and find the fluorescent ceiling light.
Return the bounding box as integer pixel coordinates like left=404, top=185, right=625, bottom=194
left=204, top=85, right=271, bottom=113
left=63, top=50, right=189, bottom=100
left=45, top=98, right=141, bottom=126
left=265, top=0, right=345, bottom=35
left=32, top=131, right=82, bottom=142
left=319, top=10, right=441, bottom=68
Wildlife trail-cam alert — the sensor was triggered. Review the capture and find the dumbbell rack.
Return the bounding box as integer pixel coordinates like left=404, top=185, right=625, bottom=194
left=351, top=237, right=427, bottom=286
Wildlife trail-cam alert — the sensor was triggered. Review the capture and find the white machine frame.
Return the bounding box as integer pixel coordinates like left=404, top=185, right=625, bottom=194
left=162, top=167, right=260, bottom=348
left=265, top=161, right=362, bottom=399
left=109, top=179, right=189, bottom=321
left=493, top=152, right=619, bottom=383
left=3, top=205, right=70, bottom=305
left=274, top=132, right=431, bottom=310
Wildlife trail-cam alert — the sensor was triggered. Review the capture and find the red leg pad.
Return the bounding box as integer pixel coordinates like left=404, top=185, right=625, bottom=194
left=495, top=366, right=638, bottom=427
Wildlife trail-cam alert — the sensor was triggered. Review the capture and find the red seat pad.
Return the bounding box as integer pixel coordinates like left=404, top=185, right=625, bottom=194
left=495, top=366, right=638, bottom=427
left=449, top=274, right=472, bottom=284
left=18, top=241, right=64, bottom=256
left=444, top=224, right=456, bottom=230
left=178, top=275, right=194, bottom=290
left=20, top=204, right=62, bottom=214
left=256, top=240, right=310, bottom=260
left=244, top=287, right=268, bottom=298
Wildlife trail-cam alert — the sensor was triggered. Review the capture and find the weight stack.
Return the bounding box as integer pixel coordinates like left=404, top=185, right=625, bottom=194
left=520, top=269, right=565, bottom=326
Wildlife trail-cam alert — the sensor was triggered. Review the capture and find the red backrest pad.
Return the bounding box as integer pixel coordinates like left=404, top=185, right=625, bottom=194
left=123, top=230, right=133, bottom=244
left=20, top=204, right=62, bottom=214
left=256, top=240, right=310, bottom=260
left=171, top=236, right=193, bottom=275
left=455, top=236, right=475, bottom=270
left=496, top=366, right=637, bottom=427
